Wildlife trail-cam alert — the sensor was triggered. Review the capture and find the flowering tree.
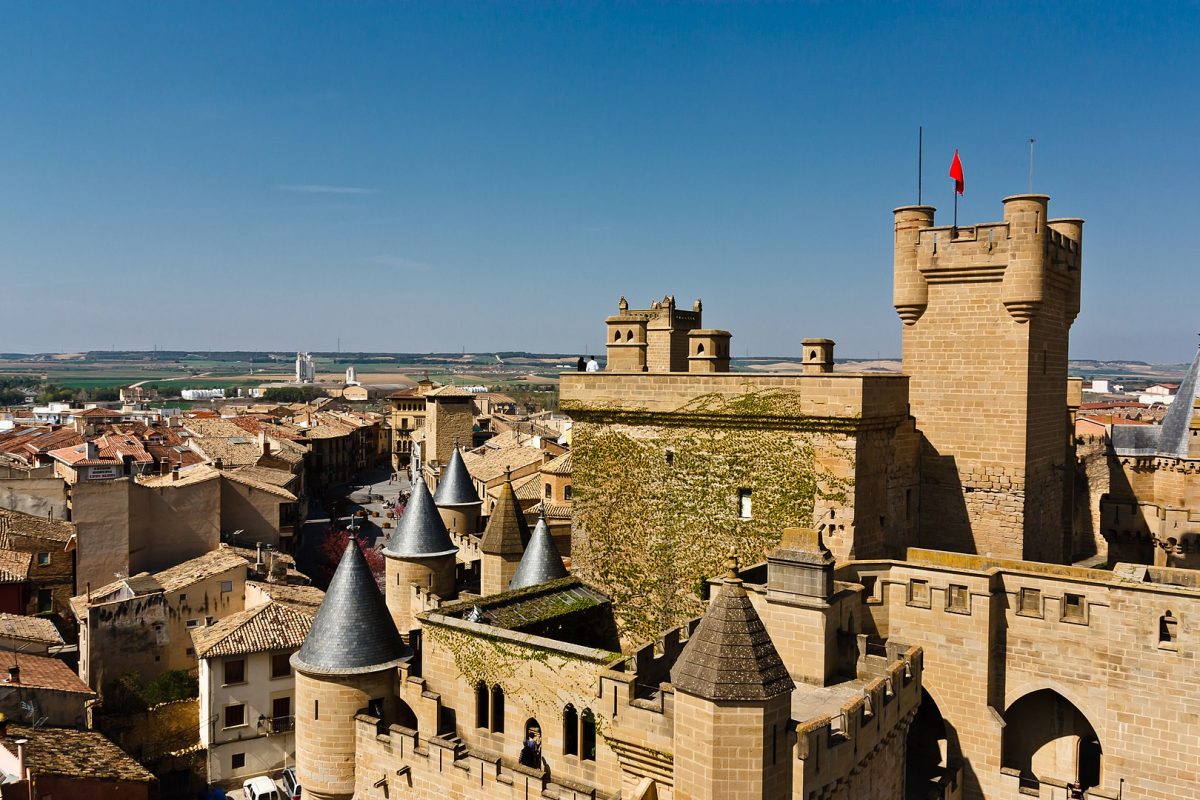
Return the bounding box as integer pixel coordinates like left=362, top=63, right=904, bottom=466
left=319, top=528, right=386, bottom=591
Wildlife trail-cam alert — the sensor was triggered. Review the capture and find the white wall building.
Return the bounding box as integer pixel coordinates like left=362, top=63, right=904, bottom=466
left=193, top=600, right=315, bottom=785
left=294, top=353, right=316, bottom=384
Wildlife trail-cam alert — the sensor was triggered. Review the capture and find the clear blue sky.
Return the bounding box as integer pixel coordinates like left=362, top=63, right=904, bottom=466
left=3, top=2, right=1197, bottom=361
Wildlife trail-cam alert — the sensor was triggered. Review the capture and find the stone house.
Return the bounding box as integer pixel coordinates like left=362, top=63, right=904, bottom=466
left=0, top=652, right=96, bottom=728
left=0, top=719, right=156, bottom=799
left=0, top=509, right=74, bottom=616
left=193, top=598, right=317, bottom=786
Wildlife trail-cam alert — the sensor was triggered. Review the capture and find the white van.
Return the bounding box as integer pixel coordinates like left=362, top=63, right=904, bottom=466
left=243, top=776, right=281, bottom=800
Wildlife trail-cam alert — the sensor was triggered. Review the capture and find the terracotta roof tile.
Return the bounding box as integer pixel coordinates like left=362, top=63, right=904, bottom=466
left=4, top=652, right=93, bottom=694
left=541, top=452, right=572, bottom=475
left=3, top=724, right=155, bottom=782
left=0, top=550, right=32, bottom=583
left=0, top=613, right=64, bottom=646
left=154, top=550, right=247, bottom=593
left=0, top=508, right=75, bottom=544
left=193, top=601, right=314, bottom=658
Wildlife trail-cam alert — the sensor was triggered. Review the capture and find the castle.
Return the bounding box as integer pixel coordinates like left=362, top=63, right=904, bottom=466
left=285, top=194, right=1200, bottom=800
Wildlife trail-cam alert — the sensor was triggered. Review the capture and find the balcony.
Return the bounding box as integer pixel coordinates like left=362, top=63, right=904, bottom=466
left=262, top=715, right=294, bottom=735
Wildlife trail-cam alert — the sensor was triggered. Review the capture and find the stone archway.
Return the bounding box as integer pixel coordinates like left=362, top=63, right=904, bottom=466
left=1002, top=689, right=1102, bottom=791
left=906, top=688, right=953, bottom=799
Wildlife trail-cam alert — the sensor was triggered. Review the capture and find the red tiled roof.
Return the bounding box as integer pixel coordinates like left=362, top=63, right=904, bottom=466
left=4, top=652, right=94, bottom=695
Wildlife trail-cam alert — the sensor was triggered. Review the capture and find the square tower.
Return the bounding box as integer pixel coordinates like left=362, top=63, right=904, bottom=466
left=894, top=195, right=1082, bottom=562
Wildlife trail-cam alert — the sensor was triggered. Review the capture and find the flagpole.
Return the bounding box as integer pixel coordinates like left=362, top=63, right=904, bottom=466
left=953, top=189, right=958, bottom=228
left=918, top=126, right=923, bottom=205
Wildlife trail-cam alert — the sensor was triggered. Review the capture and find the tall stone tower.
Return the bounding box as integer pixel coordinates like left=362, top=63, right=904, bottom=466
left=670, top=555, right=795, bottom=799
left=605, top=295, right=702, bottom=372
left=292, top=542, right=411, bottom=800
left=894, top=195, right=1082, bottom=562
left=382, top=475, right=458, bottom=638
left=423, top=386, right=474, bottom=473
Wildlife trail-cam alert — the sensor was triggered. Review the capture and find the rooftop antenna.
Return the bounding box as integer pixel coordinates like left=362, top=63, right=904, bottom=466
left=1028, top=138, right=1036, bottom=193
left=917, top=125, right=924, bottom=205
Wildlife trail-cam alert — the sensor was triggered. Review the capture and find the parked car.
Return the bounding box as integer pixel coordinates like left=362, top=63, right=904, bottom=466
left=243, top=776, right=280, bottom=800
left=281, top=768, right=301, bottom=800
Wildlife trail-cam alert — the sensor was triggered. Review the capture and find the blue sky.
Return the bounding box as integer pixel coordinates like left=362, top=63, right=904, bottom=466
left=2, top=2, right=1197, bottom=361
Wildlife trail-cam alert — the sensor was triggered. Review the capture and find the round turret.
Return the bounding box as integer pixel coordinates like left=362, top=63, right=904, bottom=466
left=383, top=475, right=458, bottom=638
left=432, top=446, right=482, bottom=535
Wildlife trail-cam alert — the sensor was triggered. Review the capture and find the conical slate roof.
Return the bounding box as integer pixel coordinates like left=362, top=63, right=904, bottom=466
left=1113, top=345, right=1200, bottom=457
left=508, top=510, right=568, bottom=590
left=433, top=447, right=481, bottom=507
left=384, top=475, right=458, bottom=559
left=291, top=540, right=411, bottom=675
left=480, top=476, right=530, bottom=556
left=670, top=556, right=795, bottom=702
left=1155, top=347, right=1200, bottom=458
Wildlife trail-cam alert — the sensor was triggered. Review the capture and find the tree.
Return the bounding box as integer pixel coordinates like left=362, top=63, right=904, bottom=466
left=319, top=528, right=386, bottom=590
left=263, top=386, right=327, bottom=403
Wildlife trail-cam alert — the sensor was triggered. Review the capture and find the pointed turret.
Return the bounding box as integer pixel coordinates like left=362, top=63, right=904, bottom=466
left=292, top=542, right=410, bottom=800
left=432, top=445, right=482, bottom=534
left=671, top=555, right=793, bottom=702
left=508, top=509, right=568, bottom=591
left=670, top=554, right=795, bottom=799
left=479, top=473, right=531, bottom=595
left=293, top=540, right=411, bottom=674
left=385, top=475, right=457, bottom=558
left=382, top=475, right=459, bottom=638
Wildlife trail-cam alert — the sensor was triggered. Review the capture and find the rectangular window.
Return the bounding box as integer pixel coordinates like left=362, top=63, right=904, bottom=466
left=1062, top=593, right=1086, bottom=622
left=224, top=658, right=246, bottom=685
left=224, top=703, right=246, bottom=729
left=738, top=489, right=753, bottom=520
left=907, top=579, right=929, bottom=607
left=36, top=552, right=50, bottom=566
left=231, top=752, right=245, bottom=770
left=36, top=589, right=52, bottom=614
left=220, top=580, right=233, bottom=593
left=947, top=584, right=970, bottom=613
left=186, top=618, right=200, bottom=628
left=860, top=575, right=878, bottom=602
left=271, top=652, right=292, bottom=679
left=1018, top=588, right=1042, bottom=617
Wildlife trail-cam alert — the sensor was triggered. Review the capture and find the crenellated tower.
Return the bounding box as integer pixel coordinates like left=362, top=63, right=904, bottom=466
left=894, top=194, right=1083, bottom=562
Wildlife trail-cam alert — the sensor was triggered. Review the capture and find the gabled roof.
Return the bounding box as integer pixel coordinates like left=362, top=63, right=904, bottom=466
left=508, top=510, right=568, bottom=591
left=541, top=452, right=572, bottom=475
left=432, top=447, right=481, bottom=508
left=136, top=463, right=222, bottom=489
left=223, top=466, right=298, bottom=500
left=0, top=508, right=75, bottom=544
left=193, top=601, right=314, bottom=658
left=424, top=385, right=474, bottom=398
left=480, top=478, right=530, bottom=556
left=3, top=724, right=155, bottom=783
left=291, top=541, right=411, bottom=675
left=670, top=558, right=795, bottom=702
left=383, top=476, right=458, bottom=559
left=0, top=550, right=32, bottom=583
left=155, top=549, right=247, bottom=593
left=4, top=652, right=94, bottom=695
left=0, top=613, right=64, bottom=646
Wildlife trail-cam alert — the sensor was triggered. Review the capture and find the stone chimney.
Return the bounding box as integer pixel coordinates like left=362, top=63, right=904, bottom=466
left=7, top=665, right=19, bottom=684
left=171, top=464, right=180, bottom=482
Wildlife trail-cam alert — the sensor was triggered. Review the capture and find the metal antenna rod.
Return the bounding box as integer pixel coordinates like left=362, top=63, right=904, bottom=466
left=1028, top=138, right=1036, bottom=193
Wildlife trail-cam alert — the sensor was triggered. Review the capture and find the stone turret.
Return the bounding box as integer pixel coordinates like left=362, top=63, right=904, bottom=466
left=801, top=338, right=835, bottom=375
left=292, top=542, right=411, bottom=800
left=688, top=330, right=732, bottom=373
left=478, top=474, right=530, bottom=595
left=508, top=509, right=568, bottom=590
left=382, top=475, right=458, bottom=638
left=604, top=295, right=703, bottom=373
left=432, top=445, right=482, bottom=535
left=670, top=554, right=795, bottom=799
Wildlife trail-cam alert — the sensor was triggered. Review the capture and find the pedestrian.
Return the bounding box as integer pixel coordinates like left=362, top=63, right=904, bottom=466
left=576, top=355, right=587, bottom=372
left=586, top=356, right=600, bottom=372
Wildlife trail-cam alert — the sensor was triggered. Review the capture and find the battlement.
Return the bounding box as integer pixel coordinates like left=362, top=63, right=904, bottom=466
left=606, top=295, right=704, bottom=372
left=894, top=195, right=1082, bottom=326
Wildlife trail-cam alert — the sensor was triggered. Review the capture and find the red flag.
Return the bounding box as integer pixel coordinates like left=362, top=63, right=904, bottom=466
left=949, top=150, right=964, bottom=195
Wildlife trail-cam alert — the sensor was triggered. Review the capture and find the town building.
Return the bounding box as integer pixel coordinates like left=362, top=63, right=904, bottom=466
left=0, top=719, right=156, bottom=798
left=193, top=598, right=318, bottom=786
left=0, top=652, right=95, bottom=727
left=0, top=509, right=74, bottom=617
left=0, top=614, right=64, bottom=656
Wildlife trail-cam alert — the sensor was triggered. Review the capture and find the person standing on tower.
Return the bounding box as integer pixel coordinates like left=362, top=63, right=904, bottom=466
left=577, top=355, right=587, bottom=372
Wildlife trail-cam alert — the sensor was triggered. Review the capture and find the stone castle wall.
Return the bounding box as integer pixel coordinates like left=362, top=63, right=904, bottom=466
left=841, top=550, right=1200, bottom=800
left=561, top=372, right=917, bottom=641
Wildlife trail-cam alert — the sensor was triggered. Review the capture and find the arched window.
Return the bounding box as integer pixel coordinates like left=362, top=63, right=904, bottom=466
left=563, top=705, right=579, bottom=756
left=1160, top=611, right=1179, bottom=646
left=696, top=343, right=705, bottom=354
left=581, top=708, right=597, bottom=761
left=520, top=718, right=543, bottom=767
left=490, top=685, right=505, bottom=733
left=545, top=483, right=552, bottom=499
left=626, top=329, right=634, bottom=342
left=475, top=682, right=489, bottom=729
left=613, top=331, right=621, bottom=342
left=1002, top=689, right=1101, bottom=791
left=564, top=485, right=572, bottom=501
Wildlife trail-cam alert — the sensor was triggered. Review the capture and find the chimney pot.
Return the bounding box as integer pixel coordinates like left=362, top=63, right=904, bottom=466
left=8, top=666, right=19, bottom=684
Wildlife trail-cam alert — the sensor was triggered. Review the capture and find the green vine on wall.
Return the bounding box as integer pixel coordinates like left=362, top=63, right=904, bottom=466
left=571, top=388, right=853, bottom=644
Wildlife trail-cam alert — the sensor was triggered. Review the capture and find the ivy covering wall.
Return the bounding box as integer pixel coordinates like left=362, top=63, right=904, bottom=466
left=568, top=389, right=853, bottom=643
